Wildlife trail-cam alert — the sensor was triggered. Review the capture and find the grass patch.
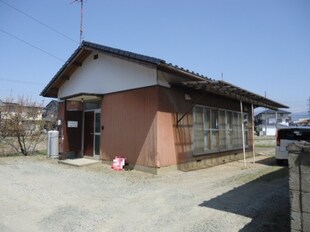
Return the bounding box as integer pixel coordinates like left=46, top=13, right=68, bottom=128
left=255, top=144, right=276, bottom=148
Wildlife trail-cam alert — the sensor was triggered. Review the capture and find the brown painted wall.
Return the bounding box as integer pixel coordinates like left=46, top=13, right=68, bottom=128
left=156, top=111, right=177, bottom=166
left=156, top=86, right=254, bottom=167
left=101, top=87, right=158, bottom=167
left=156, top=87, right=193, bottom=166
left=59, top=86, right=254, bottom=169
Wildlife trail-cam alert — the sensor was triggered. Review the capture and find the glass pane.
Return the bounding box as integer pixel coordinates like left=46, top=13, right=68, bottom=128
left=193, top=107, right=204, bottom=154
left=211, top=130, right=219, bottom=151
left=83, top=100, right=101, bottom=110
left=243, top=113, right=248, bottom=147
left=95, top=135, right=100, bottom=155
left=210, top=109, right=218, bottom=129
left=204, top=131, right=211, bottom=151
left=204, top=108, right=210, bottom=130
left=232, top=112, right=239, bottom=148
left=219, top=110, right=226, bottom=150
left=237, top=113, right=242, bottom=148
left=226, top=111, right=233, bottom=148
left=95, top=113, right=100, bottom=133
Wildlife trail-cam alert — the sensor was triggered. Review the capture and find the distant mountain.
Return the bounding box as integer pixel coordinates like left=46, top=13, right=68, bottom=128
left=291, top=112, right=310, bottom=121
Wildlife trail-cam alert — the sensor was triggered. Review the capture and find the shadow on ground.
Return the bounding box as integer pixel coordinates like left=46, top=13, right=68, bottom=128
left=199, top=168, right=289, bottom=232
left=255, top=156, right=277, bottom=166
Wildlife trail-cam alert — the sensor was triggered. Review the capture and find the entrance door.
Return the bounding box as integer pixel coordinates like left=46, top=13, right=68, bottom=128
left=83, top=110, right=101, bottom=157
left=84, top=111, right=94, bottom=156
left=66, top=111, right=82, bottom=157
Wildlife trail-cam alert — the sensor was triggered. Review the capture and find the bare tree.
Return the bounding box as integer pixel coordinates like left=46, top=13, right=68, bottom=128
left=0, top=96, right=46, bottom=156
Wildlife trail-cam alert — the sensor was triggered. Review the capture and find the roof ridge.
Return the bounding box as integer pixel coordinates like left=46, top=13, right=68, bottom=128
left=82, top=41, right=211, bottom=80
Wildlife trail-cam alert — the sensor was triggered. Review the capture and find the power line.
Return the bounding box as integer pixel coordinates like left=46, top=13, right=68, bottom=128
left=0, top=78, right=44, bottom=85
left=0, top=0, right=79, bottom=44
left=0, top=28, right=66, bottom=62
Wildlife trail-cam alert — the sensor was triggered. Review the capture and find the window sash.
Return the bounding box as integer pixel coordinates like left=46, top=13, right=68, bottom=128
left=193, top=106, right=248, bottom=155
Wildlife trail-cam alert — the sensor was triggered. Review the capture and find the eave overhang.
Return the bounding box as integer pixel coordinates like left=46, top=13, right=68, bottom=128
left=174, top=80, right=288, bottom=110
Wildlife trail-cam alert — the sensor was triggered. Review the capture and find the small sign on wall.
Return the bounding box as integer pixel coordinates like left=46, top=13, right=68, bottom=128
left=67, top=121, right=78, bottom=128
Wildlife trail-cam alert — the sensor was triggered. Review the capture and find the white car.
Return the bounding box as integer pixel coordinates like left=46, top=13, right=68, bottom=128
left=275, top=127, right=310, bottom=165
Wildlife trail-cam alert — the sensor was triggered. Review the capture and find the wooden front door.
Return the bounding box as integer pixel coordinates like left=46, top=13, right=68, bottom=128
left=66, top=111, right=82, bottom=157
left=84, top=111, right=94, bottom=156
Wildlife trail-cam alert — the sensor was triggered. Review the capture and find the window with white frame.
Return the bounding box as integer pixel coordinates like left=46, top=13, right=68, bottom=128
left=193, top=105, right=248, bottom=155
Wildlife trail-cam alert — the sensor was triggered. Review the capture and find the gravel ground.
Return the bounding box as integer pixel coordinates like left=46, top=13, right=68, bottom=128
left=0, top=151, right=289, bottom=232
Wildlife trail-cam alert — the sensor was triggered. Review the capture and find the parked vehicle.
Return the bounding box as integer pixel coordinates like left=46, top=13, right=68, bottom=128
left=275, top=127, right=310, bottom=165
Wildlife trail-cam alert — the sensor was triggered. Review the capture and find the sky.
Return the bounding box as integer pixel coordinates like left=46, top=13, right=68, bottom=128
left=0, top=0, right=309, bottom=113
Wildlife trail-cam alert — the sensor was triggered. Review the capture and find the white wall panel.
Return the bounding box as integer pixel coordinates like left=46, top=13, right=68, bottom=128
left=58, top=52, right=157, bottom=99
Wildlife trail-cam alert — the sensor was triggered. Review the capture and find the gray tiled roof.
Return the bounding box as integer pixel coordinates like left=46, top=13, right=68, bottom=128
left=40, top=41, right=288, bottom=109
left=82, top=41, right=165, bottom=65
left=82, top=41, right=210, bottom=80
left=40, top=41, right=211, bottom=97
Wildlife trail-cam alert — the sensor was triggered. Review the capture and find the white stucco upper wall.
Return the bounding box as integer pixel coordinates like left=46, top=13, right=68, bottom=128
left=58, top=52, right=157, bottom=99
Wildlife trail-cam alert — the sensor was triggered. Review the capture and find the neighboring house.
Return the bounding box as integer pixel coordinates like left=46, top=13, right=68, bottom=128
left=0, top=100, right=43, bottom=133
left=43, top=100, right=59, bottom=121
left=41, top=41, right=288, bottom=173
left=255, top=109, right=291, bottom=136
left=42, top=100, right=59, bottom=129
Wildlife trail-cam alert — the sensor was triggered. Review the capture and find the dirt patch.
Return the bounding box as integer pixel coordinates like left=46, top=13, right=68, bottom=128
left=0, top=153, right=289, bottom=232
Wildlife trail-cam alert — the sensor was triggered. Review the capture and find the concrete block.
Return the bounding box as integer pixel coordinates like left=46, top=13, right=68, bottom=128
left=291, top=230, right=300, bottom=232
left=290, top=171, right=301, bottom=191
left=288, top=143, right=303, bottom=154
left=302, top=143, right=310, bottom=153
left=301, top=171, right=310, bottom=193
left=291, top=211, right=302, bottom=231
left=302, top=212, right=310, bottom=232
left=290, top=190, right=301, bottom=212
left=302, top=192, right=310, bottom=213
left=289, top=153, right=300, bottom=169
left=300, top=153, right=310, bottom=167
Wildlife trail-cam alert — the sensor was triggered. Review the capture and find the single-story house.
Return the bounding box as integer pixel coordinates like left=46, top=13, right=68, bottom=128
left=41, top=41, right=288, bottom=173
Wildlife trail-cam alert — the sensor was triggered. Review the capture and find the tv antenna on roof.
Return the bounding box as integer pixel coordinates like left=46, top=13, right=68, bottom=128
left=72, top=0, right=84, bottom=44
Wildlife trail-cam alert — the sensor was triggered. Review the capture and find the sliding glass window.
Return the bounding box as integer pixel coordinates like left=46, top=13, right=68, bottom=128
left=193, top=106, right=248, bottom=155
